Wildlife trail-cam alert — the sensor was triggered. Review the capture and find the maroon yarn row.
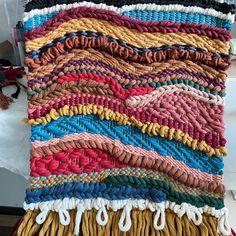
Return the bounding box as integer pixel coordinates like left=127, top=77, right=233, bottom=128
left=25, top=7, right=232, bottom=42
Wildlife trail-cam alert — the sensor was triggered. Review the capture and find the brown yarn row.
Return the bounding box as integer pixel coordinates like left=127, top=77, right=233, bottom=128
left=25, top=36, right=230, bottom=70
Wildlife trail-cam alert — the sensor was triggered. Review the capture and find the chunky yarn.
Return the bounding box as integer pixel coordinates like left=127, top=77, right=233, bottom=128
left=19, top=1, right=235, bottom=235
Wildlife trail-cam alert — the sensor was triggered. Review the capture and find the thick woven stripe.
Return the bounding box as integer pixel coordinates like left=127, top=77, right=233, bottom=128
left=18, top=1, right=235, bottom=236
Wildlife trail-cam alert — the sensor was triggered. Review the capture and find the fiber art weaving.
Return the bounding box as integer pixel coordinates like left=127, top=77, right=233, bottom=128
left=19, top=0, right=235, bottom=235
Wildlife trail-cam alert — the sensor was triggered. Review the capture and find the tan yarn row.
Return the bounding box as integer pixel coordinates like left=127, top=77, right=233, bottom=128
left=27, top=48, right=227, bottom=82
left=27, top=57, right=227, bottom=98
left=29, top=80, right=114, bottom=102
left=25, top=18, right=229, bottom=53
left=18, top=209, right=221, bottom=236
left=29, top=68, right=225, bottom=95
left=29, top=169, right=223, bottom=198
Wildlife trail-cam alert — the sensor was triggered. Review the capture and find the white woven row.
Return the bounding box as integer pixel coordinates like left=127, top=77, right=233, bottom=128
left=23, top=2, right=235, bottom=22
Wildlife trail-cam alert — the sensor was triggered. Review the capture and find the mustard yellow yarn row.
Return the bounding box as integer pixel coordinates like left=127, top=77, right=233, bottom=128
left=25, top=18, right=229, bottom=53
left=18, top=209, right=221, bottom=236
left=26, top=104, right=227, bottom=156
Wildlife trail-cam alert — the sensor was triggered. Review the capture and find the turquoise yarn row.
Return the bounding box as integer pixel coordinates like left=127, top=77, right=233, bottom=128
left=24, top=10, right=232, bottom=32
left=123, top=10, right=232, bottom=29
left=31, top=114, right=224, bottom=175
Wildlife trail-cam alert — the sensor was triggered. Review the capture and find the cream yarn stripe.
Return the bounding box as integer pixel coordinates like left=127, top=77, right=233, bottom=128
left=23, top=2, right=235, bottom=22
left=125, top=84, right=225, bottom=107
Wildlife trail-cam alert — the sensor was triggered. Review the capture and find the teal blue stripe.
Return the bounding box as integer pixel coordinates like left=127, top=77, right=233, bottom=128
left=24, top=10, right=232, bottom=31
left=25, top=177, right=223, bottom=209
left=123, top=10, right=232, bottom=30
left=25, top=182, right=166, bottom=204
left=25, top=11, right=59, bottom=31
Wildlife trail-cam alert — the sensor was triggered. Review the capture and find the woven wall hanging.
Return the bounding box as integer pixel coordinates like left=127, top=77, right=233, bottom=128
left=18, top=1, right=235, bottom=235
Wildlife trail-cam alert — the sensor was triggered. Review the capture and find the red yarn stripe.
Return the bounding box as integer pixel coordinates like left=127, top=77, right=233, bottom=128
left=31, top=148, right=127, bottom=176
left=57, top=72, right=155, bottom=99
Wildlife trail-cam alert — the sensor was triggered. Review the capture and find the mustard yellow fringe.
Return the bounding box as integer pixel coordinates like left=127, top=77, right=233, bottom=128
left=25, top=18, right=229, bottom=54
left=17, top=209, right=222, bottom=236
left=26, top=104, right=227, bottom=157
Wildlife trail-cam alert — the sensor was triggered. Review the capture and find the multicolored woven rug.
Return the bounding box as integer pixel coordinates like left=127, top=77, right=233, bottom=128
left=18, top=1, right=235, bottom=235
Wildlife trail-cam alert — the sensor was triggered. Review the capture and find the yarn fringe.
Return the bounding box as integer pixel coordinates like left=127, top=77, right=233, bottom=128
left=20, top=199, right=231, bottom=236
left=17, top=208, right=229, bottom=236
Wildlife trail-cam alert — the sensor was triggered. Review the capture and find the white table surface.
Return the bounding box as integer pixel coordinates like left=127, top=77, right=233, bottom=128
left=0, top=78, right=30, bottom=178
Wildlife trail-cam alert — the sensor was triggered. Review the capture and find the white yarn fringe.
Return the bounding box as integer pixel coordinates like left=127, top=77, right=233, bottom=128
left=23, top=198, right=232, bottom=236
left=23, top=2, right=235, bottom=22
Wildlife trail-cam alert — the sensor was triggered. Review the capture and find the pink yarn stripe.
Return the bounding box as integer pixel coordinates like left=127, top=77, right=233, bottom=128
left=28, top=91, right=225, bottom=136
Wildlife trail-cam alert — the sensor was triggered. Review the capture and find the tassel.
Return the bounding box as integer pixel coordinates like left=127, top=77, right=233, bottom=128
left=118, top=202, right=132, bottom=232
left=0, top=92, right=13, bottom=110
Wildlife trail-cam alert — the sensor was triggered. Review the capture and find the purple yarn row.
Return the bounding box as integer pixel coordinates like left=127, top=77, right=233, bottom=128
left=28, top=59, right=225, bottom=89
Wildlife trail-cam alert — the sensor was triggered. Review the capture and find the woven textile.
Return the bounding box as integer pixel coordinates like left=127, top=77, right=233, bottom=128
left=19, top=1, right=235, bottom=235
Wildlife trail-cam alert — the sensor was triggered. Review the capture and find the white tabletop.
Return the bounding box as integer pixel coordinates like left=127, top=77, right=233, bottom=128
left=0, top=77, right=30, bottom=178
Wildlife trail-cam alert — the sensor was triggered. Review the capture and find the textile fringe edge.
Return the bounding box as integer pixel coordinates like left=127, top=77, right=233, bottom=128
left=20, top=198, right=231, bottom=236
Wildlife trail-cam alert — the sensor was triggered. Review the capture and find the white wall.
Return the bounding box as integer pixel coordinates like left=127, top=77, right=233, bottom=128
left=0, top=168, right=27, bottom=207
left=225, top=23, right=236, bottom=188
left=233, top=23, right=236, bottom=38
left=0, top=0, right=23, bottom=43
left=0, top=0, right=24, bottom=64
left=224, top=80, right=236, bottom=189
left=0, top=1, right=8, bottom=43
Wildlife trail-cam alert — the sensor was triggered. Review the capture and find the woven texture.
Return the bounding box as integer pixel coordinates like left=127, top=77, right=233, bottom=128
left=19, top=1, right=235, bottom=235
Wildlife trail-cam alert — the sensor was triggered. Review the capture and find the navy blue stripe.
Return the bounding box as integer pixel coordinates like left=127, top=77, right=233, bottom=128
left=25, top=182, right=166, bottom=204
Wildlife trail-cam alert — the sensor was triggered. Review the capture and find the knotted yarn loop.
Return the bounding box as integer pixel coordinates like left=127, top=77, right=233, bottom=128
left=95, top=198, right=109, bottom=226
left=36, top=202, right=51, bottom=224
left=218, top=208, right=231, bottom=236
left=153, top=202, right=165, bottom=230
left=118, top=202, right=132, bottom=232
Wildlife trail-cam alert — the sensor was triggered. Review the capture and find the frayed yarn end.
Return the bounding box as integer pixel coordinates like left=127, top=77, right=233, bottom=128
left=0, top=93, right=13, bottom=110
